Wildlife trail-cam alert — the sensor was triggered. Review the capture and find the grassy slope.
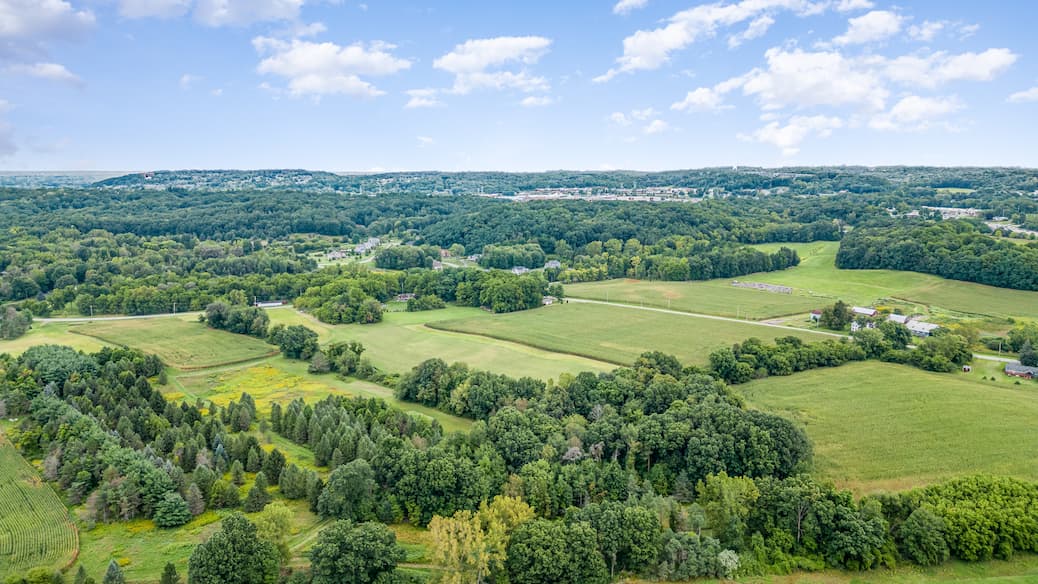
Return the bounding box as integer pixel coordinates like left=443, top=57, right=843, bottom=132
left=568, top=241, right=1038, bottom=320
left=739, top=361, right=1038, bottom=494
left=171, top=356, right=472, bottom=434
left=268, top=307, right=615, bottom=379
left=0, top=321, right=112, bottom=355
left=75, top=317, right=277, bottom=370
left=431, top=302, right=831, bottom=366
left=0, top=430, right=78, bottom=580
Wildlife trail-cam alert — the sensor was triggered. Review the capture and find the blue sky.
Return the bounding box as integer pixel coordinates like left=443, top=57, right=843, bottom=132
left=1, top=0, right=1036, bottom=171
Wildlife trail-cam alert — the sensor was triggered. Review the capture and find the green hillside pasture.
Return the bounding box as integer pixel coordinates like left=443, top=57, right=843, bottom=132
left=173, top=357, right=472, bottom=434
left=0, top=321, right=111, bottom=356
left=751, top=241, right=1038, bottom=318
left=565, top=279, right=820, bottom=320
left=0, top=432, right=78, bottom=579
left=566, top=241, right=1038, bottom=320
left=76, top=317, right=278, bottom=370
left=740, top=361, right=1038, bottom=494
left=430, top=302, right=831, bottom=367
left=268, top=307, right=614, bottom=379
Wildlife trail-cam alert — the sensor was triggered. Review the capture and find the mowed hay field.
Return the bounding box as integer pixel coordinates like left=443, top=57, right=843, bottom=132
left=739, top=361, right=1038, bottom=494
left=0, top=431, right=78, bottom=579
left=268, top=307, right=614, bottom=379
left=172, top=357, right=472, bottom=433
left=0, top=321, right=112, bottom=355
left=76, top=317, right=278, bottom=369
left=568, top=241, right=1038, bottom=320
left=430, top=302, right=832, bottom=366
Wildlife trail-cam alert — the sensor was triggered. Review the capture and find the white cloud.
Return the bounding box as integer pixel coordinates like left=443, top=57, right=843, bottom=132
left=672, top=86, right=730, bottom=111
left=0, top=0, right=95, bottom=41
left=882, top=48, right=1018, bottom=88
left=194, top=0, right=303, bottom=27
left=210, top=88, right=223, bottom=97
left=595, top=0, right=825, bottom=82
left=613, top=0, right=648, bottom=15
left=118, top=0, right=190, bottom=19
left=835, top=0, right=873, bottom=11
left=728, top=15, right=774, bottom=48
left=180, top=73, right=201, bottom=89
left=416, top=135, right=434, bottom=147
left=869, top=95, right=962, bottom=131
left=404, top=88, right=443, bottom=108
left=7, top=62, right=82, bottom=86
left=740, top=47, right=888, bottom=111
left=1008, top=87, right=1038, bottom=103
left=631, top=107, right=657, bottom=120
left=832, top=10, right=903, bottom=46
left=908, top=20, right=943, bottom=42
left=643, top=119, right=669, bottom=134
left=433, top=36, right=552, bottom=94
left=740, top=114, right=842, bottom=155
left=609, top=111, right=631, bottom=125
left=254, top=37, right=411, bottom=98
left=520, top=95, right=553, bottom=107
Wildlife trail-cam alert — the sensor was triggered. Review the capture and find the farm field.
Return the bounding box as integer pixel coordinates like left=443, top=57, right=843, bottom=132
left=568, top=241, right=1038, bottom=320
left=268, top=307, right=615, bottom=379
left=76, top=317, right=279, bottom=370
left=430, top=302, right=831, bottom=366
left=0, top=430, right=79, bottom=580
left=0, top=321, right=112, bottom=355
left=172, top=356, right=472, bottom=434
left=739, top=361, right=1038, bottom=494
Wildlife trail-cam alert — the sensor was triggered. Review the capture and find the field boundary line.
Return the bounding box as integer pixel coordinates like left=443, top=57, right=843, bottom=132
left=424, top=322, right=630, bottom=366
left=565, top=298, right=846, bottom=338
left=67, top=329, right=280, bottom=371
left=564, top=292, right=818, bottom=321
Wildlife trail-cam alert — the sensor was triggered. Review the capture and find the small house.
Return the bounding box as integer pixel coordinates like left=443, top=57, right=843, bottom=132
left=254, top=301, right=284, bottom=308
left=542, top=296, right=557, bottom=305
left=809, top=310, right=822, bottom=322
left=544, top=260, right=562, bottom=269
left=511, top=266, right=530, bottom=275
left=432, top=260, right=444, bottom=271
left=1005, top=363, right=1038, bottom=379
left=440, top=249, right=450, bottom=258
left=906, top=321, right=940, bottom=338
left=852, top=306, right=878, bottom=317
left=887, top=314, right=910, bottom=324
left=395, top=293, right=416, bottom=302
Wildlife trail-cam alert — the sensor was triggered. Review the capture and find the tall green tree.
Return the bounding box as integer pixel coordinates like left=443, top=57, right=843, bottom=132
left=188, top=513, right=280, bottom=584
left=309, top=521, right=405, bottom=584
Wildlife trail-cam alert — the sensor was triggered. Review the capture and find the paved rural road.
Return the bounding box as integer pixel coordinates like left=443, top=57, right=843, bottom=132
left=567, top=298, right=1021, bottom=365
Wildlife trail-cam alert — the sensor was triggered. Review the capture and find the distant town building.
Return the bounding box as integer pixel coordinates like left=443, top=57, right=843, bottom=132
left=511, top=266, right=530, bottom=275
left=395, top=293, right=416, bottom=302
left=544, top=260, right=562, bottom=269
left=353, top=237, right=382, bottom=255
left=432, top=260, right=444, bottom=271
left=326, top=250, right=349, bottom=260
left=887, top=314, right=910, bottom=324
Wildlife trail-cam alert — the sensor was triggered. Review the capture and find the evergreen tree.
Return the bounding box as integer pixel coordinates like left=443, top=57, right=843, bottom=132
left=231, top=460, right=245, bottom=486
left=160, top=562, right=181, bottom=584
left=103, top=560, right=126, bottom=584
left=186, top=483, right=206, bottom=516
left=245, top=472, right=272, bottom=513
left=154, top=492, right=193, bottom=528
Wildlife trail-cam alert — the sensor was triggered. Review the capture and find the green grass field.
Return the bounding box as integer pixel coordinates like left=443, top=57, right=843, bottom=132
left=75, top=317, right=279, bottom=370
left=568, top=241, right=1038, bottom=321
left=430, top=302, right=831, bottom=366
left=0, top=321, right=112, bottom=356
left=268, top=307, right=615, bottom=379
left=0, top=431, right=79, bottom=580
left=739, top=361, right=1038, bottom=494
left=172, top=356, right=472, bottom=434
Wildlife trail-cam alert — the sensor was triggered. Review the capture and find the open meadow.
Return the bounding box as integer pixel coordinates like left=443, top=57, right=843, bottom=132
left=0, top=321, right=112, bottom=356
left=75, top=317, right=278, bottom=370
left=568, top=241, right=1038, bottom=321
left=268, top=307, right=615, bottom=378
left=430, top=302, right=832, bottom=366
left=739, top=361, right=1038, bottom=494
left=171, top=356, right=472, bottom=434
left=0, top=430, right=79, bottom=580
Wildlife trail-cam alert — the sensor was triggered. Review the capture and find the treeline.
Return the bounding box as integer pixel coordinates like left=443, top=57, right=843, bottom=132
left=837, top=221, right=1038, bottom=291
left=560, top=237, right=799, bottom=282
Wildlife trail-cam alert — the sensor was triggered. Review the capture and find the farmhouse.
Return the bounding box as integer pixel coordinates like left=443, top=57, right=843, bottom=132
left=906, top=321, right=940, bottom=338
left=544, top=260, right=562, bottom=269
left=326, top=250, right=349, bottom=260
left=887, top=314, right=910, bottom=324
left=810, top=310, right=822, bottom=322
left=395, top=293, right=416, bottom=302
left=852, top=306, right=877, bottom=317
left=1005, top=363, right=1038, bottom=379
left=432, top=260, right=444, bottom=271
left=511, top=266, right=530, bottom=275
